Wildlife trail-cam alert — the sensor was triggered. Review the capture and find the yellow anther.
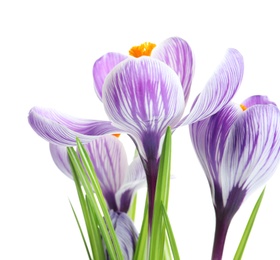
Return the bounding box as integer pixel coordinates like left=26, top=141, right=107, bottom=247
left=112, top=134, right=121, bottom=138
left=240, top=104, right=247, bottom=111
left=129, top=42, right=156, bottom=58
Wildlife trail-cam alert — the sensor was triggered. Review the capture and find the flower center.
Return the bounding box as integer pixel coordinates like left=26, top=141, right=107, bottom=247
left=240, top=104, right=247, bottom=111
left=129, top=42, right=156, bottom=58
left=112, top=134, right=120, bottom=138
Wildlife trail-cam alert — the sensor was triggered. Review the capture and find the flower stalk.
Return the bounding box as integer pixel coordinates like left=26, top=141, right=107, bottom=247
left=211, top=212, right=231, bottom=260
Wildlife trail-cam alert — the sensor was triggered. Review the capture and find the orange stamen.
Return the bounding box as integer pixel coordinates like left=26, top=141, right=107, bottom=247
left=112, top=133, right=121, bottom=138
left=129, top=42, right=156, bottom=58
left=240, top=104, right=247, bottom=111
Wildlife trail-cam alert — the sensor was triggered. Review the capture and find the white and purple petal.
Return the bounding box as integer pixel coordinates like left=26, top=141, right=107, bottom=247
left=84, top=135, right=128, bottom=211
left=179, top=48, right=244, bottom=126
left=189, top=103, right=242, bottom=204
left=28, top=107, right=122, bottom=146
left=220, top=104, right=280, bottom=205
left=109, top=211, right=138, bottom=260
left=93, top=52, right=128, bottom=101
left=152, top=37, right=194, bottom=105
left=116, top=156, right=146, bottom=212
left=102, top=57, right=185, bottom=160
left=48, top=135, right=142, bottom=213
left=242, top=95, right=277, bottom=108
left=49, top=144, right=73, bottom=179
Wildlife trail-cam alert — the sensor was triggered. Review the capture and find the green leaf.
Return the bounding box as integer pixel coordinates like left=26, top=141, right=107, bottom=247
left=134, top=194, right=149, bottom=260
left=69, top=150, right=105, bottom=260
left=127, top=193, right=137, bottom=222
left=150, top=126, right=172, bottom=260
left=163, top=240, right=172, bottom=260
left=75, top=139, right=124, bottom=259
left=234, top=187, right=266, bottom=260
left=69, top=200, right=92, bottom=260
left=67, top=146, right=123, bottom=260
left=161, top=203, right=180, bottom=260
left=70, top=157, right=101, bottom=260
left=85, top=196, right=106, bottom=260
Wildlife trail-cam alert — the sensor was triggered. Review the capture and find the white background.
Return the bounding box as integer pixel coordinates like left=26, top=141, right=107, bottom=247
left=1, top=0, right=280, bottom=259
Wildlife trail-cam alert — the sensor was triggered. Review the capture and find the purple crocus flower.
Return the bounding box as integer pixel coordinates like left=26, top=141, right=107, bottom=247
left=28, top=37, right=244, bottom=225
left=189, top=95, right=280, bottom=260
left=109, top=211, right=138, bottom=260
left=50, top=135, right=145, bottom=259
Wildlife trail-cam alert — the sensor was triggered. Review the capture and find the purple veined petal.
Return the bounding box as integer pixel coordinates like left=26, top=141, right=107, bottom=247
left=102, top=57, right=185, bottom=159
left=109, top=211, right=138, bottom=260
left=189, top=103, right=242, bottom=204
left=242, top=95, right=277, bottom=108
left=93, top=52, right=128, bottom=101
left=125, top=156, right=146, bottom=183
left=28, top=107, right=122, bottom=146
left=49, top=144, right=73, bottom=179
left=220, top=104, right=280, bottom=206
left=84, top=135, right=128, bottom=211
left=116, top=156, right=146, bottom=212
left=179, top=48, right=244, bottom=127
left=151, top=37, right=194, bottom=105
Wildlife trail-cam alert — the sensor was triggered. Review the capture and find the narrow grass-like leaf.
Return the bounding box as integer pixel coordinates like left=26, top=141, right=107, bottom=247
left=163, top=239, right=172, bottom=260
left=128, top=193, right=137, bottom=221
left=68, top=147, right=117, bottom=259
left=76, top=139, right=123, bottom=259
left=69, top=151, right=106, bottom=260
left=75, top=139, right=123, bottom=259
left=150, top=127, right=172, bottom=260
left=69, top=158, right=97, bottom=260
left=162, top=203, right=180, bottom=260
left=67, top=147, right=122, bottom=260
left=69, top=201, right=92, bottom=260
left=134, top=194, right=149, bottom=260
left=234, top=188, right=266, bottom=260
left=85, top=196, right=106, bottom=260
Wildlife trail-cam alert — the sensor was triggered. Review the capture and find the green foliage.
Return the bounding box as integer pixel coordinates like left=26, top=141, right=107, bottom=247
left=68, top=128, right=179, bottom=260
left=67, top=142, right=124, bottom=260
left=133, top=127, right=179, bottom=259
left=234, top=188, right=266, bottom=260
left=128, top=193, right=137, bottom=222
left=133, top=195, right=149, bottom=260
left=69, top=201, right=93, bottom=260
left=150, top=126, right=172, bottom=259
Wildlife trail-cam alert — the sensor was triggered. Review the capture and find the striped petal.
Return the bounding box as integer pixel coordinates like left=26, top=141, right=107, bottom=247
left=179, top=48, right=244, bottom=126
left=152, top=37, right=194, bottom=104
left=116, top=156, right=146, bottom=212
left=93, top=52, right=128, bottom=101
left=102, top=57, right=185, bottom=159
left=242, top=95, right=277, bottom=107
left=84, top=135, right=128, bottom=212
left=49, top=143, right=72, bottom=179
left=49, top=135, right=142, bottom=213
left=220, top=104, right=280, bottom=205
left=109, top=211, right=138, bottom=260
left=189, top=103, right=242, bottom=204
left=28, top=107, right=121, bottom=146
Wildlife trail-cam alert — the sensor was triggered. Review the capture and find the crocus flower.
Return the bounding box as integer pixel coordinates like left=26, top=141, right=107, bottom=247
left=189, top=95, right=280, bottom=260
left=109, top=211, right=138, bottom=260
left=50, top=135, right=145, bottom=259
left=28, top=37, right=244, bottom=225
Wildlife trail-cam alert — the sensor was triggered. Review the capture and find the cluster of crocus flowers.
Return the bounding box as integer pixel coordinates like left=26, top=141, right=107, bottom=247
left=189, top=95, right=280, bottom=259
left=50, top=135, right=146, bottom=259
left=28, top=37, right=244, bottom=227
left=27, top=35, right=280, bottom=259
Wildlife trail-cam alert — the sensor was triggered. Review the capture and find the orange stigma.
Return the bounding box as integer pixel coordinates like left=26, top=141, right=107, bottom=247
left=112, top=133, right=121, bottom=138
left=129, top=42, right=156, bottom=58
left=240, top=104, right=247, bottom=111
